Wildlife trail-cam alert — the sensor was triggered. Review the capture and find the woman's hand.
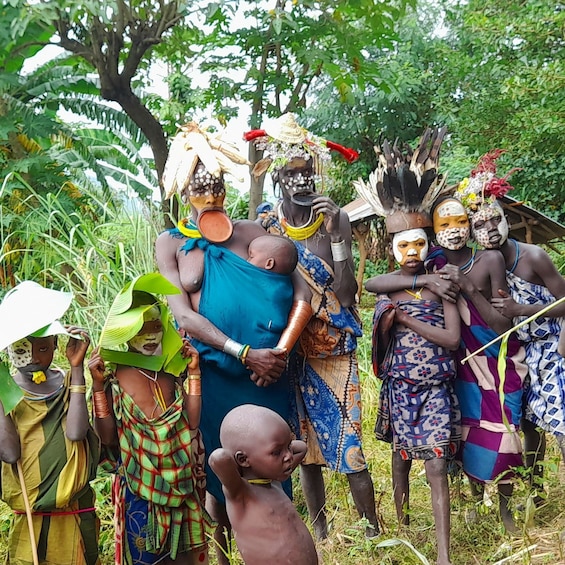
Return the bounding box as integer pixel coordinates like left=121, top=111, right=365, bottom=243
left=87, top=347, right=106, bottom=388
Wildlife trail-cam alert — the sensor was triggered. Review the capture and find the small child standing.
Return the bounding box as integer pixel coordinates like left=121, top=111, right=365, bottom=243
left=247, top=234, right=298, bottom=274
left=0, top=281, right=100, bottom=565
left=88, top=273, right=213, bottom=565
left=209, top=404, right=318, bottom=565
left=366, top=226, right=461, bottom=565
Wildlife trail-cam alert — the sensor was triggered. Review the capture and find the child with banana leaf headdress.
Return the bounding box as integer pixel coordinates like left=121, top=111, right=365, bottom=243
left=0, top=281, right=99, bottom=565
left=358, top=127, right=461, bottom=565
left=88, top=273, right=214, bottom=564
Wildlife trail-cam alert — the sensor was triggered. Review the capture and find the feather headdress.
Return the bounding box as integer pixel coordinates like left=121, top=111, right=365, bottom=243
left=454, top=149, right=521, bottom=215
left=162, top=121, right=250, bottom=199
left=353, top=127, right=450, bottom=233
left=244, top=113, right=359, bottom=179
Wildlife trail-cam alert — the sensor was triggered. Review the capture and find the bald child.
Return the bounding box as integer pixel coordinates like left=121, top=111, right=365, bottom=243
left=208, top=405, right=318, bottom=565
left=247, top=235, right=298, bottom=275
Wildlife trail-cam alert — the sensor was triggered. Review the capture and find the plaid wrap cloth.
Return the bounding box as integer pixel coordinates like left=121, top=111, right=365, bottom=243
left=102, top=379, right=213, bottom=561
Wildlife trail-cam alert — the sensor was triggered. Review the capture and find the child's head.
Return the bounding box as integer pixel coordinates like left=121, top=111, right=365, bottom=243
left=220, top=404, right=295, bottom=482
left=126, top=291, right=164, bottom=356
left=247, top=235, right=298, bottom=274
left=7, top=335, right=57, bottom=376
left=391, top=228, right=429, bottom=269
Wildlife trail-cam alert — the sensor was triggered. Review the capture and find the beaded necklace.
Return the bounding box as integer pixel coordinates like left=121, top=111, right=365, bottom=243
left=277, top=202, right=324, bottom=241
left=247, top=478, right=273, bottom=485
left=459, top=247, right=477, bottom=275
left=177, top=218, right=201, bottom=239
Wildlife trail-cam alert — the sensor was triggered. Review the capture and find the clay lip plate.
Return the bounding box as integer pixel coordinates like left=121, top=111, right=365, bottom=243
left=290, top=191, right=317, bottom=207
left=197, top=209, right=234, bottom=243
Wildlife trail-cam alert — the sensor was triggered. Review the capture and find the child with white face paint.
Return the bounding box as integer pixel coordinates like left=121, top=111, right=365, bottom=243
left=367, top=225, right=461, bottom=565
left=89, top=276, right=214, bottom=564
left=391, top=228, right=429, bottom=265
left=0, top=281, right=99, bottom=565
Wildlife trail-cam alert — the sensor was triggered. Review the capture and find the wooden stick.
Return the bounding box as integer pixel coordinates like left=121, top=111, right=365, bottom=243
left=16, top=459, right=39, bottom=565
left=461, top=295, right=565, bottom=364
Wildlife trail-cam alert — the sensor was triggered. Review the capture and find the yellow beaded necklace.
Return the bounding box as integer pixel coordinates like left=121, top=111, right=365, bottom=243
left=177, top=218, right=201, bottom=239
left=247, top=478, right=273, bottom=485
left=281, top=212, right=324, bottom=241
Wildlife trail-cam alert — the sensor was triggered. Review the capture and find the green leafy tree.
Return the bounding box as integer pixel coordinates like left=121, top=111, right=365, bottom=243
left=160, top=0, right=417, bottom=216
left=433, top=0, right=565, bottom=218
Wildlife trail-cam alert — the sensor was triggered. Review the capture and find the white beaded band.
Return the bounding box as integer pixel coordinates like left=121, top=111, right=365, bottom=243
left=223, top=338, right=244, bottom=358
left=330, top=240, right=348, bottom=262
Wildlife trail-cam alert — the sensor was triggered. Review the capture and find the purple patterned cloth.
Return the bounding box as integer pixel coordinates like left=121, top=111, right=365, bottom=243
left=373, top=297, right=461, bottom=460
left=427, top=249, right=527, bottom=483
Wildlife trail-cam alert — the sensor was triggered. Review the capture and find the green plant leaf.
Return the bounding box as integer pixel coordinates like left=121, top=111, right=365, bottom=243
left=0, top=361, right=23, bottom=415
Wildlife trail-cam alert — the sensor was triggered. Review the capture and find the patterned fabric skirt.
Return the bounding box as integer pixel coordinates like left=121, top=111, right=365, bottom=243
left=290, top=352, right=367, bottom=473
left=374, top=299, right=461, bottom=461
left=507, top=271, right=565, bottom=436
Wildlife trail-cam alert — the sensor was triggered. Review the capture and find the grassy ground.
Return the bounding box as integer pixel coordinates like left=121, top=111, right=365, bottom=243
left=1, top=307, right=564, bottom=564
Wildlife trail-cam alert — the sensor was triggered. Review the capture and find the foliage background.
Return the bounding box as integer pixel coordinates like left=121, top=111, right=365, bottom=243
left=1, top=0, right=565, bottom=563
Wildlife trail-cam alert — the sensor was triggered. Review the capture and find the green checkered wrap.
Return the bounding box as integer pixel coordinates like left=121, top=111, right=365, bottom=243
left=110, top=380, right=213, bottom=557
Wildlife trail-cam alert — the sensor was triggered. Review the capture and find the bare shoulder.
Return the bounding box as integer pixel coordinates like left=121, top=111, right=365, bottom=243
left=520, top=242, right=552, bottom=262
left=477, top=248, right=505, bottom=266
left=233, top=219, right=268, bottom=242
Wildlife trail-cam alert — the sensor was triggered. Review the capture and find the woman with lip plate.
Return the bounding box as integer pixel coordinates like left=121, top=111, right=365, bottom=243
left=89, top=273, right=214, bottom=565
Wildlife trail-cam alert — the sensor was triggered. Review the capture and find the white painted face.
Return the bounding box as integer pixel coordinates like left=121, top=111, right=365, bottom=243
left=471, top=201, right=509, bottom=248
left=433, top=199, right=470, bottom=250
left=127, top=305, right=164, bottom=356
left=7, top=338, right=33, bottom=368
left=392, top=229, right=429, bottom=265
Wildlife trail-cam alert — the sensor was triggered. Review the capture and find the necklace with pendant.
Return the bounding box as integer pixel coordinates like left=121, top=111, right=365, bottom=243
left=138, top=369, right=167, bottom=413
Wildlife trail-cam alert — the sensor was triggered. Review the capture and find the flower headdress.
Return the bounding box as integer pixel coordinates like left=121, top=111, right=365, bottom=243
left=354, top=127, right=450, bottom=233
left=454, top=149, right=521, bottom=214
left=162, top=121, right=250, bottom=199
left=244, top=113, right=359, bottom=179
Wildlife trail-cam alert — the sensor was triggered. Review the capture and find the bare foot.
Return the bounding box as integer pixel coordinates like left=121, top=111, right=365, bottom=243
left=365, top=524, right=379, bottom=539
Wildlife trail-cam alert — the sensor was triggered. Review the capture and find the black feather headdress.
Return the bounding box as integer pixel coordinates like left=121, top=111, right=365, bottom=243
left=354, top=127, right=451, bottom=233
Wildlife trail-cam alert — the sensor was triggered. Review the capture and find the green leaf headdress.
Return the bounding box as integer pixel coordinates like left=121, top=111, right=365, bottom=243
left=99, top=273, right=187, bottom=377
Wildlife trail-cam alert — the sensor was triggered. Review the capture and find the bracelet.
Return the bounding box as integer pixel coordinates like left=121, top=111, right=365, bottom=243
left=188, top=379, right=201, bottom=396
left=223, top=338, right=244, bottom=358
left=412, top=274, right=418, bottom=290
left=93, top=391, right=111, bottom=419
left=276, top=300, right=313, bottom=351
left=239, top=344, right=251, bottom=365
left=187, top=374, right=201, bottom=380
left=330, top=240, right=348, bottom=262
left=69, top=384, right=87, bottom=394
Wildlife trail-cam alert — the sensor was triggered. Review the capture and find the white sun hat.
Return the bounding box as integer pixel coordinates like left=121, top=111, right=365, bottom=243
left=0, top=281, right=74, bottom=351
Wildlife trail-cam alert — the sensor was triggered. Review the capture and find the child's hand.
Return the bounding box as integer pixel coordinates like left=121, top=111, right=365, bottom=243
left=88, top=348, right=106, bottom=386
left=182, top=340, right=200, bottom=373
left=65, top=326, right=90, bottom=367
